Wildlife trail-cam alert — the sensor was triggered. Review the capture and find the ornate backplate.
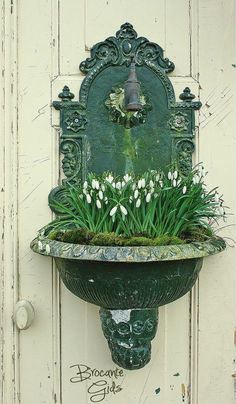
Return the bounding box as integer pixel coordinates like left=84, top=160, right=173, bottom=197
left=50, top=23, right=201, bottom=213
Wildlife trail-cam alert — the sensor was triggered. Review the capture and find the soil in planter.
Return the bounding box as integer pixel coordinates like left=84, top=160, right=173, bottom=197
left=48, top=226, right=215, bottom=246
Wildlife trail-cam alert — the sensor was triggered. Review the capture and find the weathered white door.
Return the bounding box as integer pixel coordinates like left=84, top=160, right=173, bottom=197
left=1, top=1, right=235, bottom=403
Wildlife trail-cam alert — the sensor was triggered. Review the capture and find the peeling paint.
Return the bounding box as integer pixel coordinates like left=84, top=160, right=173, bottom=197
left=111, top=309, right=131, bottom=324
left=181, top=384, right=185, bottom=402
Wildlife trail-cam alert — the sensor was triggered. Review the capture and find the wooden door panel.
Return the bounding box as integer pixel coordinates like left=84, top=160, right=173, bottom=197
left=1, top=1, right=234, bottom=403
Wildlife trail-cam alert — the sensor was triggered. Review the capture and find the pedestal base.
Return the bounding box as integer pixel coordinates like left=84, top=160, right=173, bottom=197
left=99, top=308, right=158, bottom=370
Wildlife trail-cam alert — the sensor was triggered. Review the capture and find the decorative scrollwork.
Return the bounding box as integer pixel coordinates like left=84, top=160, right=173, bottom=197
left=60, top=139, right=82, bottom=182
left=79, top=22, right=174, bottom=75
left=116, top=22, right=138, bottom=40
left=48, top=186, right=72, bottom=215
left=170, top=87, right=202, bottom=110
left=105, top=86, right=152, bottom=128
left=100, top=307, right=158, bottom=370
left=65, top=110, right=87, bottom=132
left=168, top=112, right=189, bottom=132
left=175, top=139, right=195, bottom=176
left=51, top=24, right=202, bottom=219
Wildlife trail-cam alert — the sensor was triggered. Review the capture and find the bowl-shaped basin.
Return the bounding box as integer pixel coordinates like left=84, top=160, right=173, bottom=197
left=31, top=236, right=226, bottom=309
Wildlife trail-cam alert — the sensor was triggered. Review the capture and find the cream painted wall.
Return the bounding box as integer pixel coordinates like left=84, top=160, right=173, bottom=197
left=1, top=1, right=235, bottom=403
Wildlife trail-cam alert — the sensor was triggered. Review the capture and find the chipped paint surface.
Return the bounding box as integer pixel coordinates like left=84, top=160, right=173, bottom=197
left=111, top=310, right=131, bottom=324
left=1, top=1, right=235, bottom=403
left=31, top=235, right=226, bottom=262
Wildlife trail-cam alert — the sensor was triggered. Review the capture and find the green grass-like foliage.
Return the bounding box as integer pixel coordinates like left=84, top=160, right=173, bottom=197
left=46, top=165, right=226, bottom=241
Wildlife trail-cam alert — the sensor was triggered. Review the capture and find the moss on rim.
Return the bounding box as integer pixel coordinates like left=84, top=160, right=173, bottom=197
left=47, top=227, right=214, bottom=247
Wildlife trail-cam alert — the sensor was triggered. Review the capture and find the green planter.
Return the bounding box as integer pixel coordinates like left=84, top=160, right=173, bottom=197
left=31, top=236, right=225, bottom=370
left=30, top=23, right=227, bottom=370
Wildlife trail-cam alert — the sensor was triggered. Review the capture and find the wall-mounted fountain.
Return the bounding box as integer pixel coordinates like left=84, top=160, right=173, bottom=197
left=31, top=23, right=226, bottom=370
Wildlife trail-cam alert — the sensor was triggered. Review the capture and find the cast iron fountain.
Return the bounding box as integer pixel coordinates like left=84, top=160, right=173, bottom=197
left=31, top=23, right=226, bottom=370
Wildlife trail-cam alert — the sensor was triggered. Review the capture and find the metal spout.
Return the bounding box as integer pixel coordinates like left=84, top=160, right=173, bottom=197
left=124, top=59, right=142, bottom=111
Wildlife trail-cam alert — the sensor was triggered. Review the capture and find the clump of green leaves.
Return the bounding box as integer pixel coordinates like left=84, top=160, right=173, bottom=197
left=46, top=165, right=226, bottom=242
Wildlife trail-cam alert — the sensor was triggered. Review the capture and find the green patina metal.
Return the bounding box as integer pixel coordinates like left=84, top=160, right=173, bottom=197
left=100, top=308, right=158, bottom=370
left=31, top=234, right=226, bottom=369
left=31, top=23, right=226, bottom=370
left=31, top=236, right=226, bottom=262
left=49, top=22, right=201, bottom=214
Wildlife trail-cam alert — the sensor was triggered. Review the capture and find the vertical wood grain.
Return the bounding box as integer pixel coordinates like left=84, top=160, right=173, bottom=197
left=2, top=1, right=235, bottom=403
left=165, top=0, right=191, bottom=77
left=197, top=1, right=236, bottom=403
left=0, top=1, right=19, bottom=402
left=59, top=0, right=87, bottom=75
left=85, top=0, right=166, bottom=51
left=17, top=1, right=60, bottom=403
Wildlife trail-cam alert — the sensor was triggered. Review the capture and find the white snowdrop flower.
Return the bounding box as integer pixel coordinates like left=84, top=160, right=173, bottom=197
left=104, top=196, right=108, bottom=204
left=200, top=166, right=206, bottom=177
left=138, top=179, right=142, bottom=189
left=123, top=174, right=131, bottom=182
left=106, top=174, right=114, bottom=183
left=45, top=244, right=51, bottom=254
left=168, top=171, right=173, bottom=180
left=112, top=182, right=116, bottom=188
left=135, top=198, right=141, bottom=208
left=146, top=193, right=151, bottom=203
left=182, top=185, right=187, bottom=194
left=134, top=189, right=139, bottom=199
left=214, top=192, right=219, bottom=203
left=193, top=175, right=200, bottom=184
left=110, top=205, right=118, bottom=216
left=156, top=174, right=160, bottom=182
left=92, top=179, right=96, bottom=189
left=149, top=180, right=154, bottom=188
left=86, top=193, right=92, bottom=203
left=173, top=179, right=177, bottom=187
left=98, top=190, right=103, bottom=200
left=83, top=188, right=87, bottom=195
left=150, top=187, right=154, bottom=194
left=144, top=189, right=147, bottom=196
left=101, top=183, right=105, bottom=192
left=218, top=205, right=224, bottom=215
left=159, top=180, right=163, bottom=188
left=38, top=240, right=43, bottom=251
left=132, top=183, right=136, bottom=191
left=141, top=178, right=146, bottom=188
left=173, top=170, right=178, bottom=179
left=129, top=196, right=133, bottom=203
left=95, top=180, right=100, bottom=190
left=83, top=180, right=88, bottom=189
left=116, top=181, right=121, bottom=190
left=177, top=178, right=182, bottom=186
left=121, top=181, right=125, bottom=188
left=120, top=204, right=128, bottom=215
left=96, top=199, right=102, bottom=209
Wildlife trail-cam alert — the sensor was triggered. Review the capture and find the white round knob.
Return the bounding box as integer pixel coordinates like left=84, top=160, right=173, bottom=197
left=14, top=300, right=35, bottom=330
